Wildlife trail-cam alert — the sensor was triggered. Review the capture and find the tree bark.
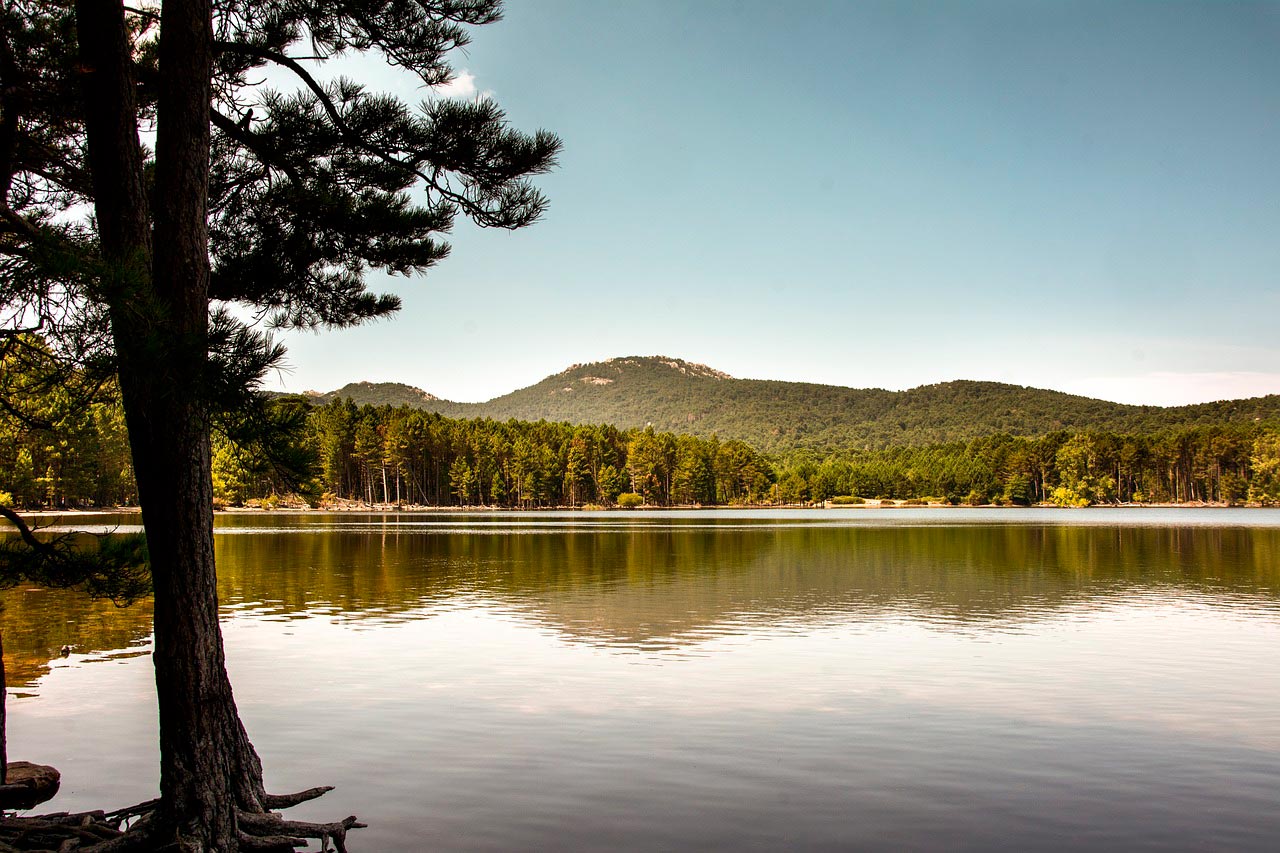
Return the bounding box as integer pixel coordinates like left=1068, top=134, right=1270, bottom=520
left=76, top=1, right=274, bottom=848
left=2, top=630, right=7, bottom=784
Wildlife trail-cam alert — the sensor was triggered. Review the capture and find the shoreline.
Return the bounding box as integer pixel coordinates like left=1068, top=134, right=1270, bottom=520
left=5, top=501, right=1273, bottom=517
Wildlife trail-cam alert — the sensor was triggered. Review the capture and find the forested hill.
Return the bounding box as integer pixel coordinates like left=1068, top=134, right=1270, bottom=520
left=304, top=356, right=1280, bottom=452
left=307, top=381, right=440, bottom=408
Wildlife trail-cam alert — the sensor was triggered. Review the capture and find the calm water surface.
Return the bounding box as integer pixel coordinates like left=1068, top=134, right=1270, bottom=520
left=4, top=508, right=1280, bottom=850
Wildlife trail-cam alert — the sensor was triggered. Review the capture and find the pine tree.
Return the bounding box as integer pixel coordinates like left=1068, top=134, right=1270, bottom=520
left=0, top=0, right=558, bottom=846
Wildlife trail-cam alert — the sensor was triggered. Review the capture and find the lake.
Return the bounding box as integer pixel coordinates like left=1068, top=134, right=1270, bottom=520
left=4, top=508, right=1280, bottom=850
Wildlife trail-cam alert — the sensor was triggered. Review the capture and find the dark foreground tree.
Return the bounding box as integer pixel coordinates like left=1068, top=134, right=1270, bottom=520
left=1, top=0, right=558, bottom=847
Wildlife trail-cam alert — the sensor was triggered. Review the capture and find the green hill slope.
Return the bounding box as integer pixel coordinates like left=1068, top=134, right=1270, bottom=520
left=309, top=381, right=440, bottom=409
left=311, top=355, right=1280, bottom=452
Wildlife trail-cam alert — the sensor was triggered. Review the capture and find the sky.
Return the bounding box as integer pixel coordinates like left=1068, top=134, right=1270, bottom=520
left=266, top=0, right=1280, bottom=406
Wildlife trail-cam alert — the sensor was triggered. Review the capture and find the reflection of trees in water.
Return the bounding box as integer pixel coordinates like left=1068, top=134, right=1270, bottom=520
left=0, top=588, right=155, bottom=685
left=5, top=525, right=1280, bottom=681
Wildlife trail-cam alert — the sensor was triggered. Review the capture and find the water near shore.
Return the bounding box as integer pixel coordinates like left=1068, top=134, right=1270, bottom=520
left=5, top=509, right=1280, bottom=850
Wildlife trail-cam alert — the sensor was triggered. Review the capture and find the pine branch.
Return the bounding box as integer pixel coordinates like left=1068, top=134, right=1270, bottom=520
left=0, top=505, right=48, bottom=553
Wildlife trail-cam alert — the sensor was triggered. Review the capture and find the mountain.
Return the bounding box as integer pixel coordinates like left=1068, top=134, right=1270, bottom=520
left=299, top=356, right=1280, bottom=453
left=304, top=381, right=439, bottom=409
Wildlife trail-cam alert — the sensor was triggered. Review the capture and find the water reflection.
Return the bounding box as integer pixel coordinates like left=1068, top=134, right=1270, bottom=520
left=4, top=511, right=1280, bottom=850
left=5, top=511, right=1280, bottom=682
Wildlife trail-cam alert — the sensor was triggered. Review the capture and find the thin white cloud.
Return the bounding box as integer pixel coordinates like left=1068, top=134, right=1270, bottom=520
left=429, top=70, right=494, bottom=101
left=1061, top=371, right=1280, bottom=407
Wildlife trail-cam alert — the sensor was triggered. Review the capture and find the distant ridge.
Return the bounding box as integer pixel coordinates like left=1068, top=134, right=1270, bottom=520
left=557, top=356, right=733, bottom=381
left=289, top=355, right=1280, bottom=453
left=306, top=381, right=439, bottom=408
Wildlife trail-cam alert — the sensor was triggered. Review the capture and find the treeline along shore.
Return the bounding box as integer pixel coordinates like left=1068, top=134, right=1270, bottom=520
left=4, top=390, right=1280, bottom=510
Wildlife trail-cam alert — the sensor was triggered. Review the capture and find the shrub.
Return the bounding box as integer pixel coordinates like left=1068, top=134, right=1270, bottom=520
left=901, top=498, right=927, bottom=506
left=1050, top=486, right=1091, bottom=508
left=879, top=498, right=897, bottom=506
left=830, top=495, right=865, bottom=505
left=616, top=492, right=644, bottom=508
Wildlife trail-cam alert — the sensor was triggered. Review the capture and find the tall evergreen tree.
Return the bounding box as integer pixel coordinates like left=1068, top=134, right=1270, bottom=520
left=0, top=0, right=558, bottom=847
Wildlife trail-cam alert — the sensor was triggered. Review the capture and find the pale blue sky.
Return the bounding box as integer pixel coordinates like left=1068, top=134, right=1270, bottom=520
left=269, top=0, right=1280, bottom=405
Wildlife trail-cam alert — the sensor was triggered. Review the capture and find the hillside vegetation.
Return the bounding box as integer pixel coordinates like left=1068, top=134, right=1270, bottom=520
left=6, top=349, right=1279, bottom=509
left=308, top=356, right=1280, bottom=452
left=308, top=381, right=440, bottom=409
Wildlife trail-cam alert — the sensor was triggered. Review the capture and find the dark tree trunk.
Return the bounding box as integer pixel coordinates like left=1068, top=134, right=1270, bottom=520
left=145, top=1, right=245, bottom=838
left=1, top=631, right=7, bottom=783
left=75, top=1, right=272, bottom=848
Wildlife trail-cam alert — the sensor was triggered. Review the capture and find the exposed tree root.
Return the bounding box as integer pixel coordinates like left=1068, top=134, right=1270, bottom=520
left=0, top=788, right=361, bottom=852
left=236, top=813, right=364, bottom=853
left=258, top=789, right=332, bottom=811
